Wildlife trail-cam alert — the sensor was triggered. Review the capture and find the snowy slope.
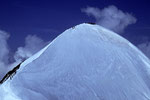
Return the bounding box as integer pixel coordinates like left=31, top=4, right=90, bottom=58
left=1, top=23, right=150, bottom=100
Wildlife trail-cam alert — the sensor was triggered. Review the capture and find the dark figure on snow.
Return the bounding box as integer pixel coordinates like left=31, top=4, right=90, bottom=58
left=87, top=22, right=96, bottom=25
left=0, top=62, right=22, bottom=84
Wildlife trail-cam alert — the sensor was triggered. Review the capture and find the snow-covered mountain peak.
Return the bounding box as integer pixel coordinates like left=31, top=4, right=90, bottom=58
left=58, top=23, right=129, bottom=46
left=1, top=23, right=150, bottom=100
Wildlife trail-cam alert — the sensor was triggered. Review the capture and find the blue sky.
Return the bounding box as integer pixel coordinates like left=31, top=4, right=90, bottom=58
left=0, top=0, right=150, bottom=50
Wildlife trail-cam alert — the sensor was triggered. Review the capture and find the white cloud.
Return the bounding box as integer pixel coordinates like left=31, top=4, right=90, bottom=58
left=138, top=42, right=150, bottom=59
left=0, top=30, right=48, bottom=80
left=0, top=30, right=9, bottom=63
left=0, top=30, right=10, bottom=79
left=82, top=5, right=137, bottom=33
left=14, top=35, right=47, bottom=61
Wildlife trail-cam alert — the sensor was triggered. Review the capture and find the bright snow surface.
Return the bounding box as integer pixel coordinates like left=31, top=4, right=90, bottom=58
left=1, top=23, right=150, bottom=100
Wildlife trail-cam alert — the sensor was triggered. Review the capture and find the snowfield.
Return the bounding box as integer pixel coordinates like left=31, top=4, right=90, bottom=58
left=0, top=23, right=150, bottom=100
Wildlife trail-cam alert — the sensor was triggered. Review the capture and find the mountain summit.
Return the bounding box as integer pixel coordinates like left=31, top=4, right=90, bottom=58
left=0, top=23, right=150, bottom=100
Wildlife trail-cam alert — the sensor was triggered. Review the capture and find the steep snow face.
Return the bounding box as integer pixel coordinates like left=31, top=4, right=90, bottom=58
left=1, top=23, right=150, bottom=100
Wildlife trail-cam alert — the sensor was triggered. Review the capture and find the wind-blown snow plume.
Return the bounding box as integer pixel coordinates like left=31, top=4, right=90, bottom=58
left=82, top=5, right=137, bottom=33
left=14, top=35, right=47, bottom=61
left=0, top=30, right=10, bottom=79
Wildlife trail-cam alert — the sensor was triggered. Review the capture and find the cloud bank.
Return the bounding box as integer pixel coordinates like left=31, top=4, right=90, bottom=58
left=0, top=31, right=47, bottom=80
left=0, top=30, right=9, bottom=63
left=14, top=35, right=47, bottom=61
left=138, top=42, right=150, bottom=59
left=82, top=5, right=137, bottom=33
left=0, top=30, right=10, bottom=79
